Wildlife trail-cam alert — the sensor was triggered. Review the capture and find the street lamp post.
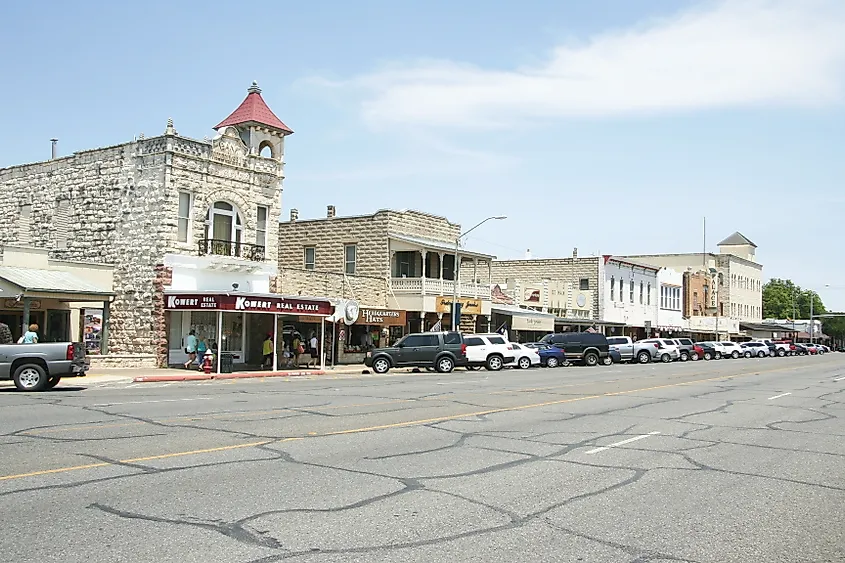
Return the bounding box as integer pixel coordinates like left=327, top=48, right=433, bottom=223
left=451, top=216, right=506, bottom=330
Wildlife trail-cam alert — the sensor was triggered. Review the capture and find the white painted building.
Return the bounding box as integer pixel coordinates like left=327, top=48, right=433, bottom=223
left=656, top=268, right=684, bottom=333
left=601, top=256, right=658, bottom=335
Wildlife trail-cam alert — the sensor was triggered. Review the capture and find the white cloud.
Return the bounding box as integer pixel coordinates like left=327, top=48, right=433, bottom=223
left=316, top=0, right=845, bottom=129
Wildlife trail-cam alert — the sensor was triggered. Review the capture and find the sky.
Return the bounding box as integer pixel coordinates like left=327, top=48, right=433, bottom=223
left=1, top=0, right=844, bottom=310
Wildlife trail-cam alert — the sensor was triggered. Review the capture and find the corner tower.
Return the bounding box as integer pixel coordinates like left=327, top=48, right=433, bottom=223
left=214, top=81, right=294, bottom=161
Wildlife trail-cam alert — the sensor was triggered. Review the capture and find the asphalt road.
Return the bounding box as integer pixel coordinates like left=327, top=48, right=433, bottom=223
left=1, top=355, right=844, bottom=562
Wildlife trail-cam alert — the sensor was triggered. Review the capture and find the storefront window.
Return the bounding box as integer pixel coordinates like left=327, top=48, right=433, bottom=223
left=192, top=311, right=217, bottom=346
left=221, top=312, right=243, bottom=352
left=83, top=308, right=104, bottom=353
left=46, top=310, right=70, bottom=343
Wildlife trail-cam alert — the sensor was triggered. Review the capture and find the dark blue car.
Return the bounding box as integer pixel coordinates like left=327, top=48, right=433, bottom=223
left=529, top=343, right=566, bottom=368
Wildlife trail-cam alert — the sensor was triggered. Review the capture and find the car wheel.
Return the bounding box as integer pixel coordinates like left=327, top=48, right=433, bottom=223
left=486, top=355, right=504, bottom=371
left=437, top=356, right=455, bottom=373
left=546, top=357, right=560, bottom=368
left=13, top=364, right=49, bottom=391
left=690, top=352, right=699, bottom=361
left=777, top=349, right=786, bottom=357
left=372, top=358, right=390, bottom=374
left=731, top=351, right=740, bottom=359
left=637, top=351, right=651, bottom=364
left=744, top=351, right=752, bottom=358
left=757, top=351, right=766, bottom=358
left=46, top=376, right=61, bottom=389
left=703, top=351, right=713, bottom=361
left=661, top=353, right=671, bottom=363
left=518, top=357, right=531, bottom=370
left=584, top=352, right=599, bottom=366
left=601, top=356, right=613, bottom=366
left=680, top=351, right=689, bottom=362
left=715, top=352, right=722, bottom=360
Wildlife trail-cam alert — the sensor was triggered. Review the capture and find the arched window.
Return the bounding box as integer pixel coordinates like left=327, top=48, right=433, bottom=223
left=206, top=201, right=243, bottom=243
left=258, top=140, right=275, bottom=159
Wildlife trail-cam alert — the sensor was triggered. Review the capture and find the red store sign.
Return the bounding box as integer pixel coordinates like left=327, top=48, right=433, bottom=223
left=165, top=294, right=333, bottom=316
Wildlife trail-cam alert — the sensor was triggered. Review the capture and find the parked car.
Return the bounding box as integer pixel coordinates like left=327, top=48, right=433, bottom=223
left=816, top=344, right=829, bottom=354
left=606, top=336, right=660, bottom=364
left=697, top=342, right=721, bottom=360
left=803, top=343, right=820, bottom=355
left=0, top=342, right=88, bottom=391
left=793, top=343, right=808, bottom=355
left=364, top=331, right=466, bottom=374
left=741, top=342, right=772, bottom=358
left=463, top=334, right=516, bottom=371
left=603, top=347, right=623, bottom=365
left=772, top=341, right=796, bottom=356
left=719, top=342, right=743, bottom=359
left=639, top=339, right=679, bottom=363
left=506, top=342, right=541, bottom=370
left=673, top=338, right=697, bottom=361
left=537, top=345, right=567, bottom=368
left=692, top=344, right=705, bottom=360
left=699, top=341, right=728, bottom=357
left=539, top=332, right=609, bottom=366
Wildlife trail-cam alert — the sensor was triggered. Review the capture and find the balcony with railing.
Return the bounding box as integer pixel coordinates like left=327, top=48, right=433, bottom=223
left=390, top=277, right=491, bottom=299
left=198, top=239, right=266, bottom=262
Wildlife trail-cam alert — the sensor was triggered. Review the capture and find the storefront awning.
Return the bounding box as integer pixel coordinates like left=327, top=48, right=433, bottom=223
left=492, top=304, right=555, bottom=332
left=0, top=265, right=113, bottom=301
left=163, top=290, right=333, bottom=316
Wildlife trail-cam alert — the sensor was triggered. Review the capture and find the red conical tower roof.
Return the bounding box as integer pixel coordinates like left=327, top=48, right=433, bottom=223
left=214, top=81, right=293, bottom=135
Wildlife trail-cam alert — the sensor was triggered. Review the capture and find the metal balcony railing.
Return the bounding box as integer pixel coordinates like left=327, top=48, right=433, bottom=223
left=198, top=239, right=265, bottom=262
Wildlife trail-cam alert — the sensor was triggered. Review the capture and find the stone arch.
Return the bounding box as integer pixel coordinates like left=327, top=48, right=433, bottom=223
left=258, top=140, right=276, bottom=159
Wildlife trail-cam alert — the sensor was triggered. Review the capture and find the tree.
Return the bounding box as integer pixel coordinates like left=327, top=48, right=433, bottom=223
left=762, top=279, right=826, bottom=319
left=818, top=314, right=845, bottom=346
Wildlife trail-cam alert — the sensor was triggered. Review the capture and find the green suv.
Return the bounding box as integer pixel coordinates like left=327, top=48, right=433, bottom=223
left=364, top=331, right=467, bottom=374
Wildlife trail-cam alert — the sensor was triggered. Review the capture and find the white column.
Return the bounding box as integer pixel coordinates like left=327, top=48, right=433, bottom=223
left=216, top=310, right=223, bottom=374
left=272, top=313, right=278, bottom=372
left=320, top=318, right=326, bottom=371
left=421, top=250, right=428, bottom=295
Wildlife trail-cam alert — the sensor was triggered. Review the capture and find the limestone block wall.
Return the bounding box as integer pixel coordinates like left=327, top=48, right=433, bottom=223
left=275, top=269, right=389, bottom=307
left=278, top=214, right=390, bottom=278
left=383, top=210, right=461, bottom=243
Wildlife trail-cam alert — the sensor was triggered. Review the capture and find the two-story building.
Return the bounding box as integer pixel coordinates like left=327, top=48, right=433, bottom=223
left=276, top=207, right=496, bottom=363
left=602, top=256, right=659, bottom=339
left=0, top=82, right=337, bottom=370
left=656, top=267, right=684, bottom=336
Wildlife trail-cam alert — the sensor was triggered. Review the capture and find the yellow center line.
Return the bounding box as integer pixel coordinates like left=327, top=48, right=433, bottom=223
left=0, top=364, right=802, bottom=483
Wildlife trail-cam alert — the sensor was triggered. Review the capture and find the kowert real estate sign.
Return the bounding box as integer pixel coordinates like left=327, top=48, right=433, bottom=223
left=164, top=294, right=333, bottom=316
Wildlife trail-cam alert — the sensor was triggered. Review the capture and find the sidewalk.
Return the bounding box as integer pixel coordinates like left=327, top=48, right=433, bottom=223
left=84, top=363, right=390, bottom=383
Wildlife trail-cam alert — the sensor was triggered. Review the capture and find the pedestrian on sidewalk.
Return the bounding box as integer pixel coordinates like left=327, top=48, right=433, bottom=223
left=183, top=329, right=198, bottom=369
left=0, top=321, right=12, bottom=345
left=262, top=333, right=274, bottom=369
left=196, top=337, right=208, bottom=370
left=308, top=332, right=319, bottom=368
left=292, top=333, right=302, bottom=367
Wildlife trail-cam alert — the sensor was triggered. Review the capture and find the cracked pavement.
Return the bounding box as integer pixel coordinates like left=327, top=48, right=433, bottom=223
left=1, top=355, right=844, bottom=562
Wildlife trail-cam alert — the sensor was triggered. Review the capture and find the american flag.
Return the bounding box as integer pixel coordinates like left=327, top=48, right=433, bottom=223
left=429, top=320, right=442, bottom=332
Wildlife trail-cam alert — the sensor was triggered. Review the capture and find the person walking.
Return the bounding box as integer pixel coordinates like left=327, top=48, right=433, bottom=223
left=22, top=324, right=39, bottom=344
left=262, top=333, right=274, bottom=370
left=292, top=333, right=302, bottom=367
left=308, top=332, right=319, bottom=368
left=196, top=337, right=208, bottom=370
left=0, top=321, right=12, bottom=345
left=183, top=329, right=198, bottom=369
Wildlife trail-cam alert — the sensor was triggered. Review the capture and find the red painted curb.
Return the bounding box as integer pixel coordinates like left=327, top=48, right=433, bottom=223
left=132, top=374, right=214, bottom=382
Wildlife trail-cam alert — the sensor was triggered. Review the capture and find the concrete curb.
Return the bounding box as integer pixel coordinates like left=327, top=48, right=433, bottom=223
left=132, top=370, right=325, bottom=383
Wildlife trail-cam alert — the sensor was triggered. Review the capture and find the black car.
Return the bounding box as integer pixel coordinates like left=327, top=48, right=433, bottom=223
left=364, top=331, right=466, bottom=374
left=697, top=342, right=721, bottom=360
left=539, top=332, right=609, bottom=366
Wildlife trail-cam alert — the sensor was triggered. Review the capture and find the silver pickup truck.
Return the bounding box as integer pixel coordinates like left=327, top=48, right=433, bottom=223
left=606, top=336, right=661, bottom=364
left=0, top=342, right=88, bottom=391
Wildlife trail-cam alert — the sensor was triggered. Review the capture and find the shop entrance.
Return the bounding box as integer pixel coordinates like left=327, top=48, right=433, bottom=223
left=0, top=311, right=45, bottom=343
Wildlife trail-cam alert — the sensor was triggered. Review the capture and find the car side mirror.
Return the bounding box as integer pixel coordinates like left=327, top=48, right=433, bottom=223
left=396, top=343, right=404, bottom=348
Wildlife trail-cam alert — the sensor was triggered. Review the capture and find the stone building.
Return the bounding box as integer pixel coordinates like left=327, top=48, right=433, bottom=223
left=277, top=207, right=497, bottom=362
left=490, top=249, right=626, bottom=334
left=624, top=231, right=763, bottom=335
left=0, top=82, right=335, bottom=369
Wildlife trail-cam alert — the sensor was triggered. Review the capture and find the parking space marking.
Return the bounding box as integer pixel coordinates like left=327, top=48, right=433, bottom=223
left=90, top=397, right=212, bottom=407
left=767, top=392, right=792, bottom=400
left=586, top=431, right=660, bottom=455
left=833, top=376, right=845, bottom=382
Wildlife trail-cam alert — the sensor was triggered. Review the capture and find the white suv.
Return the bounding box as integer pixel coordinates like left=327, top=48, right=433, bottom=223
left=463, top=334, right=516, bottom=371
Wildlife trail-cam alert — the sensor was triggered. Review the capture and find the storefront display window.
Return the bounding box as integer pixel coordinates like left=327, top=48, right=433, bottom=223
left=192, top=311, right=217, bottom=345
left=221, top=312, right=243, bottom=352
left=83, top=308, right=103, bottom=353
left=47, top=310, right=70, bottom=343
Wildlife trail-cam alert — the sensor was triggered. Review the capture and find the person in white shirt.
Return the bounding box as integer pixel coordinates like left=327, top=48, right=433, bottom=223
left=309, top=333, right=319, bottom=368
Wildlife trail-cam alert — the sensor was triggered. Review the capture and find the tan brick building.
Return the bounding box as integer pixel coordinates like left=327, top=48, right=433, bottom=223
left=277, top=207, right=497, bottom=362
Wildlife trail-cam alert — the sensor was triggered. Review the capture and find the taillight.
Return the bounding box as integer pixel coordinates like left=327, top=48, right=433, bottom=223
left=66, top=344, right=75, bottom=361
left=507, top=345, right=513, bottom=350
left=653, top=343, right=659, bottom=348
left=460, top=343, right=467, bottom=356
